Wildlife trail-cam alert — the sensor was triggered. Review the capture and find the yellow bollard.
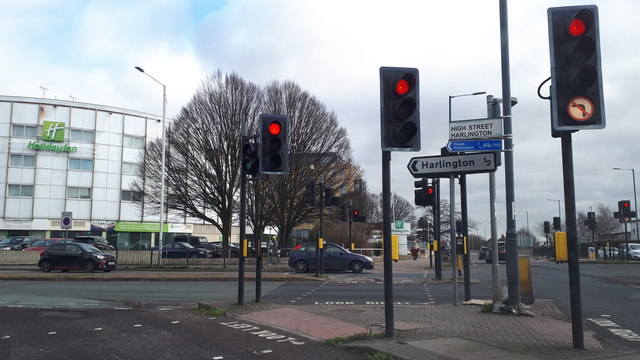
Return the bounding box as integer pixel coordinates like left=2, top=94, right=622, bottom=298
left=391, top=235, right=399, bottom=261
left=554, top=232, right=568, bottom=262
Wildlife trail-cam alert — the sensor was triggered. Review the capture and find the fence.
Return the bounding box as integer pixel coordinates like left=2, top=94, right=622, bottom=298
left=0, top=250, right=290, bottom=269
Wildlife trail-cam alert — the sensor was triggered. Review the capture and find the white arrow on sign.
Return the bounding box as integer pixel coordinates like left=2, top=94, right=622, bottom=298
left=407, top=152, right=498, bottom=178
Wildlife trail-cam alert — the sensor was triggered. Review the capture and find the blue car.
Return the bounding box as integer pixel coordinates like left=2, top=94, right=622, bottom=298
left=288, top=242, right=374, bottom=273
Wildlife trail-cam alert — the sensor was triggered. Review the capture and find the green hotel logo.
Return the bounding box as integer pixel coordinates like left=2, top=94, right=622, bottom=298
left=42, top=121, right=65, bottom=141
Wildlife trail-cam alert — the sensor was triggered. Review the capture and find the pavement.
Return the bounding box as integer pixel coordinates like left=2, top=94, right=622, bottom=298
left=2, top=259, right=639, bottom=359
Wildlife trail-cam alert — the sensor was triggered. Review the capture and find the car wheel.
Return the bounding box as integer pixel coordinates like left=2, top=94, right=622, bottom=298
left=83, top=261, right=96, bottom=273
left=61, top=269, right=69, bottom=273
left=294, top=260, right=308, bottom=273
left=350, top=260, right=364, bottom=273
left=103, top=269, right=111, bottom=273
left=39, top=261, right=52, bottom=273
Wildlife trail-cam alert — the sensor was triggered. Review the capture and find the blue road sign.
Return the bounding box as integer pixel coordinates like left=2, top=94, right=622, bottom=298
left=446, top=139, right=503, bottom=152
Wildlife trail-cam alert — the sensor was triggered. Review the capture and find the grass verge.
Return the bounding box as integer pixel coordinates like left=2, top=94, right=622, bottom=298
left=191, top=303, right=226, bottom=317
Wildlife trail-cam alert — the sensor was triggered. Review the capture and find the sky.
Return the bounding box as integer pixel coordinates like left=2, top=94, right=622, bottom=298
left=2, top=0, right=639, bottom=240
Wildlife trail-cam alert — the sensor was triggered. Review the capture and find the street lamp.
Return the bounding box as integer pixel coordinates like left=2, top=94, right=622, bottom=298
left=135, top=66, right=167, bottom=265
left=613, top=167, right=639, bottom=241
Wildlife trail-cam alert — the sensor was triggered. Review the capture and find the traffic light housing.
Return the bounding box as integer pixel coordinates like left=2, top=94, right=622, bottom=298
left=303, top=181, right=315, bottom=207
left=616, top=200, right=635, bottom=223
left=547, top=5, right=605, bottom=131
left=352, top=209, right=365, bottom=223
left=414, top=179, right=435, bottom=207
left=242, top=139, right=259, bottom=176
left=259, top=114, right=289, bottom=174
left=544, top=221, right=551, bottom=234
left=380, top=67, right=420, bottom=151
left=585, top=211, right=597, bottom=230
left=553, top=216, right=561, bottom=231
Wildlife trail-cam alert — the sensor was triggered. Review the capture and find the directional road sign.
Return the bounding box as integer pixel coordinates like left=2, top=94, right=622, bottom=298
left=446, top=139, right=503, bottom=152
left=449, top=118, right=503, bottom=140
left=407, top=152, right=498, bottom=178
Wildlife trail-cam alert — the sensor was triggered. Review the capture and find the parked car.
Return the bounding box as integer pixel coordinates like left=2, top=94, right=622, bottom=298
left=288, top=242, right=374, bottom=273
left=210, top=241, right=240, bottom=258
left=478, top=246, right=489, bottom=260
left=156, top=241, right=212, bottom=258
left=38, top=242, right=116, bottom=273
left=74, top=236, right=115, bottom=251
left=597, top=246, right=619, bottom=259
left=0, top=236, right=42, bottom=250
left=24, top=238, right=74, bottom=251
left=619, top=243, right=640, bottom=260
left=486, top=241, right=506, bottom=263
left=172, top=235, right=221, bottom=256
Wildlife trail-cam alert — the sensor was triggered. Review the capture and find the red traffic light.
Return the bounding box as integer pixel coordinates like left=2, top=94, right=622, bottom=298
left=426, top=186, right=434, bottom=195
left=395, top=79, right=409, bottom=95
left=353, top=210, right=359, bottom=216
left=269, top=121, right=281, bottom=135
left=568, top=18, right=586, bottom=36
left=623, top=202, right=630, bottom=208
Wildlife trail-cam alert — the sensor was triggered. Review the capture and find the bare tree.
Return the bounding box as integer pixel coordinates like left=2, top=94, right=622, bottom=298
left=134, top=71, right=262, bottom=248
left=258, top=80, right=354, bottom=247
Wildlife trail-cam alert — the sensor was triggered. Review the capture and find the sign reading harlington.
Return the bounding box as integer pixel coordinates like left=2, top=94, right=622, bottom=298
left=408, top=152, right=498, bottom=178
left=449, top=118, right=503, bottom=140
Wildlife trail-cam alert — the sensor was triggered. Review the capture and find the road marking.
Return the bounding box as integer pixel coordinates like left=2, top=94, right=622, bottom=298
left=587, top=317, right=640, bottom=342
left=220, top=321, right=304, bottom=345
left=171, top=321, right=180, bottom=324
left=133, top=324, right=142, bottom=327
left=48, top=332, right=56, bottom=335
left=2, top=336, right=10, bottom=339
left=93, top=328, right=102, bottom=331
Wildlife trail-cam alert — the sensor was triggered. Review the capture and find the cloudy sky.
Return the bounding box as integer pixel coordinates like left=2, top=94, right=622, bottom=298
left=2, top=0, right=638, bottom=239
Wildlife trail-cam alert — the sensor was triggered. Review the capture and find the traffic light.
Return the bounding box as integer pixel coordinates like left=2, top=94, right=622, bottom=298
left=455, top=220, right=463, bottom=234
left=242, top=139, right=259, bottom=176
left=259, top=114, right=289, bottom=174
left=544, top=221, right=551, bottom=234
left=380, top=67, right=420, bottom=151
left=414, top=179, right=435, bottom=207
left=303, top=181, right=315, bottom=207
left=324, top=187, right=334, bottom=207
left=547, top=5, right=605, bottom=131
left=585, top=211, right=597, bottom=230
left=553, top=216, right=561, bottom=231
left=617, top=200, right=635, bottom=223
left=352, top=209, right=365, bottom=223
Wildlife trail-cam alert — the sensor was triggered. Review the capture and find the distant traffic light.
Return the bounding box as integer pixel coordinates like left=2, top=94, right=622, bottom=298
left=242, top=139, right=259, bottom=176
left=616, top=200, right=635, bottom=223
left=352, top=209, right=366, bottom=223
left=303, top=181, right=315, bottom=207
left=380, top=67, right=420, bottom=151
left=259, top=114, right=289, bottom=174
left=547, top=5, right=605, bottom=131
left=585, top=211, right=597, bottom=230
left=553, top=216, right=561, bottom=231
left=544, top=221, right=551, bottom=234
left=425, top=185, right=435, bottom=206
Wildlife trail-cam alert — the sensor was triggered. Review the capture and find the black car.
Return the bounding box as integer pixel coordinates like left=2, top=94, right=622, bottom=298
left=156, top=241, right=212, bottom=258
left=478, top=246, right=489, bottom=260
left=38, top=242, right=117, bottom=273
left=0, top=236, right=42, bottom=251
left=288, top=242, right=375, bottom=273
left=486, top=241, right=507, bottom=263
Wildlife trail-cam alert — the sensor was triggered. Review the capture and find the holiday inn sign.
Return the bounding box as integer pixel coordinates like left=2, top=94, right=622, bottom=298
left=27, top=121, right=78, bottom=153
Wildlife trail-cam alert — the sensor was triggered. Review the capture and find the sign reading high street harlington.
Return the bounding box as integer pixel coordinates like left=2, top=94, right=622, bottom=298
left=449, top=118, right=503, bottom=140
left=408, top=152, right=498, bottom=178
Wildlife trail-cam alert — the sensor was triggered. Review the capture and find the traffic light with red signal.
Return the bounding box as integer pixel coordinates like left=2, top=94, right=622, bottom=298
left=615, top=200, right=636, bottom=223
left=380, top=67, right=420, bottom=151
left=547, top=5, right=605, bottom=131
left=414, top=179, right=435, bottom=207
left=259, top=114, right=289, bottom=174
left=352, top=209, right=366, bottom=223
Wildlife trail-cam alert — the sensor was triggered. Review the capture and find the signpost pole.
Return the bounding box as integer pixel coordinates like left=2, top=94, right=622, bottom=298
left=450, top=175, right=458, bottom=305
left=382, top=150, right=394, bottom=337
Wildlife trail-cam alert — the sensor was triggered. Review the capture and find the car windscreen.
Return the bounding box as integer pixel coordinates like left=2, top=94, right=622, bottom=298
left=76, top=243, right=101, bottom=253
left=629, top=244, right=640, bottom=250
left=33, top=240, right=54, bottom=246
left=1, top=238, right=23, bottom=245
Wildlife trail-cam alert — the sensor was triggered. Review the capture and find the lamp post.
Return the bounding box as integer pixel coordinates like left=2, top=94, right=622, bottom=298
left=613, top=167, right=639, bottom=241
left=547, top=198, right=561, bottom=224
left=135, top=66, right=167, bottom=266
left=449, top=91, right=486, bottom=304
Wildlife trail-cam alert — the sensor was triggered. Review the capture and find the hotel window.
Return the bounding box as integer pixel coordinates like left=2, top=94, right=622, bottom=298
left=8, top=185, right=34, bottom=197
left=121, top=190, right=143, bottom=202
left=70, top=129, right=95, bottom=142
left=9, top=154, right=36, bottom=167
left=12, top=125, right=37, bottom=138
left=122, top=162, right=141, bottom=175
left=67, top=187, right=91, bottom=199
left=69, top=158, right=94, bottom=171
left=123, top=135, right=145, bottom=148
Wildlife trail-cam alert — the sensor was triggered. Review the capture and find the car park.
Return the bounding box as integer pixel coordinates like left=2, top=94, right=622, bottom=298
left=156, top=241, right=212, bottom=258
left=0, top=236, right=42, bottom=250
left=486, top=241, right=506, bottom=263
left=288, top=242, right=374, bottom=273
left=23, top=238, right=74, bottom=251
left=38, top=242, right=116, bottom=273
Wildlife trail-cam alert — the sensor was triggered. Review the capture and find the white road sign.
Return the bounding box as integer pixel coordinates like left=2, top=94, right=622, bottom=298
left=449, top=118, right=503, bottom=140
left=407, top=152, right=498, bottom=178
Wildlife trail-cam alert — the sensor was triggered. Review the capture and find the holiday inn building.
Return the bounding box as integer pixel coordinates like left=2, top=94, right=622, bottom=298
left=0, top=95, right=232, bottom=249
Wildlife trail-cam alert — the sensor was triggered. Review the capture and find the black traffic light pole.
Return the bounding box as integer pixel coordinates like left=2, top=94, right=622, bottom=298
left=382, top=150, right=394, bottom=338
left=434, top=179, right=442, bottom=280
left=460, top=175, right=471, bottom=302
left=238, top=133, right=248, bottom=305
